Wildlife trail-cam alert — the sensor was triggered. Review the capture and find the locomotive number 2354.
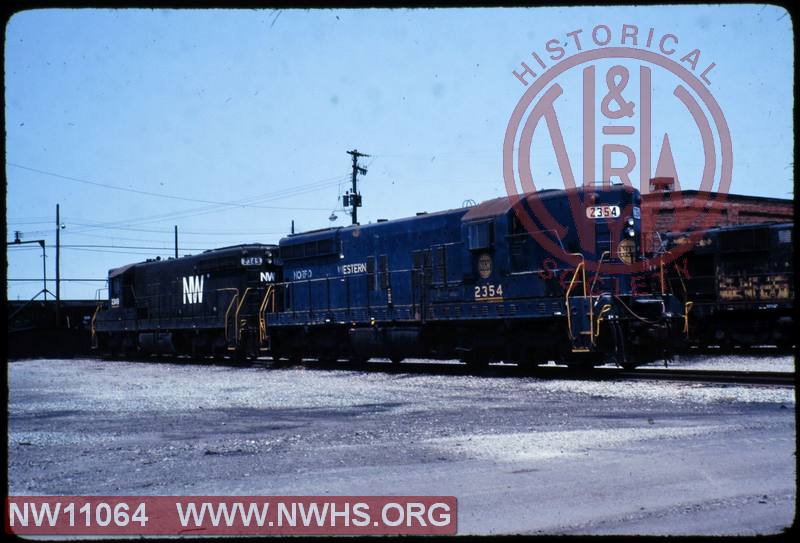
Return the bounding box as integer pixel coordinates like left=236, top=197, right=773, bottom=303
left=474, top=284, right=503, bottom=300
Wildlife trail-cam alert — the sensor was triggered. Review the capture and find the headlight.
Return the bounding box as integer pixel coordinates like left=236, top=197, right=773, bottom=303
left=626, top=217, right=635, bottom=226
left=626, top=227, right=636, bottom=237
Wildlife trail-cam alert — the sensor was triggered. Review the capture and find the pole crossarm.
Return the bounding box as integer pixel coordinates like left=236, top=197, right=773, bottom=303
left=346, top=149, right=369, bottom=225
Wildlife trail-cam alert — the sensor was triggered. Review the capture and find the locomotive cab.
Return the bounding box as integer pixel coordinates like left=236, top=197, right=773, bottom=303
left=109, top=265, right=136, bottom=310
left=461, top=184, right=685, bottom=367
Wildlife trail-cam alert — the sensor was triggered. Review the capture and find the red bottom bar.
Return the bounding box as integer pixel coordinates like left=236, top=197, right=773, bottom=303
left=6, top=496, right=457, bottom=535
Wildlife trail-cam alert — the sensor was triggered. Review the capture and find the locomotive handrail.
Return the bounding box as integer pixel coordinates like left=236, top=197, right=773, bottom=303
left=586, top=250, right=610, bottom=347
left=683, top=301, right=694, bottom=335
left=95, top=286, right=108, bottom=301
left=565, top=253, right=587, bottom=298
left=665, top=252, right=690, bottom=302
left=612, top=294, right=662, bottom=325
left=589, top=251, right=611, bottom=299
left=258, top=285, right=275, bottom=343
left=659, top=253, right=667, bottom=294
left=564, top=253, right=587, bottom=342
left=657, top=250, right=695, bottom=337
left=219, top=288, right=239, bottom=344
left=235, top=287, right=252, bottom=339
left=594, top=303, right=613, bottom=339
left=90, top=302, right=102, bottom=349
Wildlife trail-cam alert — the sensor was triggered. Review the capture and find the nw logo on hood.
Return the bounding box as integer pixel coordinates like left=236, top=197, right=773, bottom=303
left=182, top=275, right=204, bottom=304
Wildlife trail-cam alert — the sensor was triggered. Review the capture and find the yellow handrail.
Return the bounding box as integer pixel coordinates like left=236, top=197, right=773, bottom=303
left=683, top=301, right=694, bottom=335
left=671, top=258, right=693, bottom=337
left=258, top=285, right=275, bottom=343
left=587, top=251, right=611, bottom=346
left=564, top=254, right=586, bottom=341
left=594, top=303, right=613, bottom=339
left=220, top=288, right=239, bottom=343
left=90, top=302, right=102, bottom=348
left=235, top=287, right=252, bottom=340
left=657, top=249, right=679, bottom=296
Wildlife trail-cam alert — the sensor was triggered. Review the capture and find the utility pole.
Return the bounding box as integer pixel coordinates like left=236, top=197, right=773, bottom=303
left=345, top=149, right=369, bottom=225
left=174, top=225, right=178, bottom=258
left=56, top=204, right=61, bottom=326
left=41, top=240, right=47, bottom=301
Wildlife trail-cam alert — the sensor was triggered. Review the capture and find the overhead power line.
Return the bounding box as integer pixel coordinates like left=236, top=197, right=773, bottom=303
left=58, top=244, right=212, bottom=250
left=7, top=161, right=344, bottom=212
left=62, top=177, right=350, bottom=234
left=60, top=247, right=193, bottom=256
left=8, top=278, right=106, bottom=282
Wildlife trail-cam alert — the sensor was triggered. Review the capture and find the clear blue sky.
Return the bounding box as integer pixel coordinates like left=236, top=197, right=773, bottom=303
left=5, top=6, right=793, bottom=300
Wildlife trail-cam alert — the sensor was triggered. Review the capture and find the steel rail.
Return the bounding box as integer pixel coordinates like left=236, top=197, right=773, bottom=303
left=84, top=356, right=794, bottom=386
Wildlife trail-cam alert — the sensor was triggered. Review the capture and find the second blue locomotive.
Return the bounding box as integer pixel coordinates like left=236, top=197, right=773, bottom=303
left=267, top=185, right=685, bottom=368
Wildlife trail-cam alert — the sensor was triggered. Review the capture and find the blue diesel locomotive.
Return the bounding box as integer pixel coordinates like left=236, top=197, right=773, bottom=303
left=267, top=185, right=686, bottom=368
left=92, top=186, right=687, bottom=368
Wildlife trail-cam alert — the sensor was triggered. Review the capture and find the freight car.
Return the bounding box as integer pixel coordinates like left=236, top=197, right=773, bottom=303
left=663, top=222, right=794, bottom=350
left=93, top=244, right=280, bottom=359
left=267, top=185, right=687, bottom=368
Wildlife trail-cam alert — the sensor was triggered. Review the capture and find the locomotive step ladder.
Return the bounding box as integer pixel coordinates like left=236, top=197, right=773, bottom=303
left=567, top=296, right=594, bottom=352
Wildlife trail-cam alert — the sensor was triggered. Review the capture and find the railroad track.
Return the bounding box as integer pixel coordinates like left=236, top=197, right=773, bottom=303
left=292, top=359, right=795, bottom=386
left=94, top=356, right=794, bottom=386
left=608, top=368, right=796, bottom=386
